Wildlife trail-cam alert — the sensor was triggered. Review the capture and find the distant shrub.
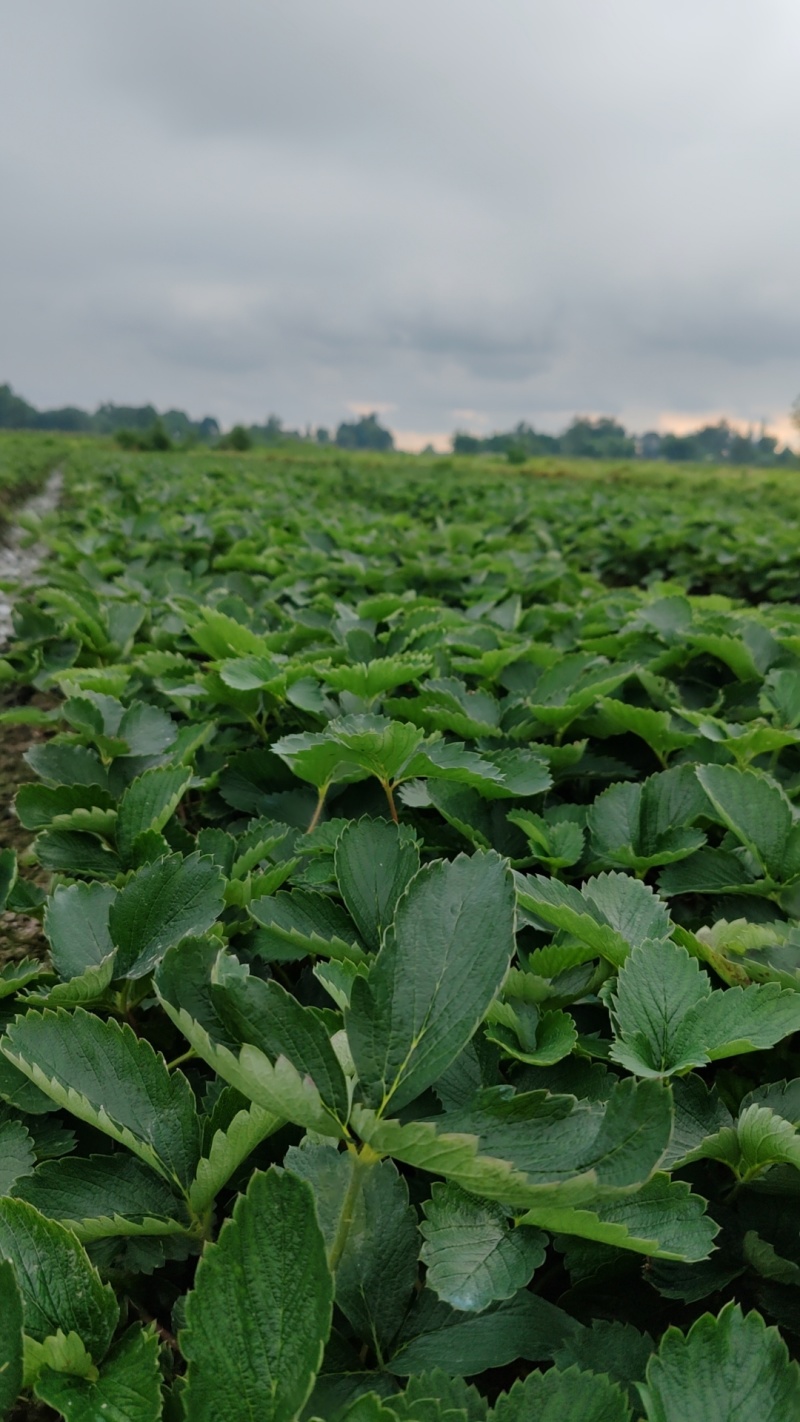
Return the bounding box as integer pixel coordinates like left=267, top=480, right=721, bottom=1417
left=219, top=425, right=253, bottom=451
left=115, top=419, right=173, bottom=452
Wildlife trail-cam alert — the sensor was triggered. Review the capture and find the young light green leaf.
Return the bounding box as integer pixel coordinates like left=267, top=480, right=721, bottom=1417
left=639, top=1302, right=800, bottom=1422
left=420, top=1183, right=546, bottom=1312
left=347, top=851, right=516, bottom=1115
left=1, top=1008, right=202, bottom=1191
left=182, top=1168, right=334, bottom=1422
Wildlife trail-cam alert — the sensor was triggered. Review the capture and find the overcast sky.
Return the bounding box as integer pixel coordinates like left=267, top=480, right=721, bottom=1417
left=2, top=1, right=800, bottom=448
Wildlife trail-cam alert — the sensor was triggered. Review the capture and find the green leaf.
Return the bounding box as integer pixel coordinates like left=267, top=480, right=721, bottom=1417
left=420, top=1183, right=546, bottom=1311
left=1, top=1008, right=202, bottom=1191
left=334, top=817, right=420, bottom=950
left=610, top=938, right=800, bottom=1076
left=696, top=764, right=794, bottom=880
left=353, top=1078, right=682, bottom=1256
left=552, top=1321, right=654, bottom=1408
left=0, top=1258, right=23, bottom=1415
left=347, top=850, right=516, bottom=1115
left=44, top=881, right=117, bottom=980
left=34, top=829, right=121, bottom=880
left=189, top=1099, right=284, bottom=1215
left=595, top=697, right=696, bottom=763
left=323, top=655, right=432, bottom=701
left=0, top=958, right=44, bottom=1001
left=182, top=1167, right=334, bottom=1422
left=248, top=889, right=367, bottom=965
left=388, top=1369, right=487, bottom=1420
left=271, top=730, right=370, bottom=791
left=588, top=768, right=707, bottom=873
left=485, top=1002, right=577, bottom=1068
left=0, top=1197, right=118, bottom=1359
left=516, top=872, right=669, bottom=968
left=609, top=938, right=711, bottom=1078
left=35, top=1324, right=163, bottom=1422
left=210, top=955, right=350, bottom=1128
left=0, top=848, right=16, bottom=912
left=0, top=1118, right=35, bottom=1193
left=390, top=1288, right=578, bottom=1377
left=518, top=1173, right=717, bottom=1263
left=286, top=1144, right=419, bottom=1356
left=25, top=741, right=108, bottom=789
left=155, top=939, right=341, bottom=1135
left=110, top=851, right=225, bottom=979
left=116, top=764, right=193, bottom=865
left=15, top=782, right=115, bottom=831
left=639, top=1302, right=800, bottom=1421
left=12, top=1154, right=189, bottom=1240
left=490, top=1366, right=632, bottom=1422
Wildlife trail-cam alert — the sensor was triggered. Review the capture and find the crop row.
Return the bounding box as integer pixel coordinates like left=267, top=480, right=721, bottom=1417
left=0, top=439, right=799, bottom=1417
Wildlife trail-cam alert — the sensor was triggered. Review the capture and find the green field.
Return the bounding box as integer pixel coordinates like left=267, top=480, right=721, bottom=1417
left=2, top=435, right=800, bottom=1417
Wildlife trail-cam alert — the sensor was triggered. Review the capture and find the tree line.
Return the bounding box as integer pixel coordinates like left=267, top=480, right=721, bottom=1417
left=454, top=415, right=799, bottom=466
left=2, top=381, right=798, bottom=465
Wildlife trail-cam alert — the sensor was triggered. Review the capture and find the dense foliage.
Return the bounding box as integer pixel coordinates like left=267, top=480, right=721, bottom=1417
left=3, top=439, right=800, bottom=1416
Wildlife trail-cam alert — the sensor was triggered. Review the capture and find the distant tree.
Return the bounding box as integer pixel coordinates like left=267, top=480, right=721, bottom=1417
left=219, top=424, right=252, bottom=451
left=335, top=413, right=394, bottom=452
left=114, top=419, right=172, bottom=452
left=316, top=427, right=331, bottom=445
left=453, top=432, right=482, bottom=455
left=0, top=383, right=38, bottom=428
left=94, top=403, right=159, bottom=434
left=660, top=433, right=696, bottom=462
left=560, top=417, right=635, bottom=459
left=32, top=406, right=93, bottom=432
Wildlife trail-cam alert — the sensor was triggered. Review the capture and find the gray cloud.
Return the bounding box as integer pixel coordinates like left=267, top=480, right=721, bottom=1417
left=2, top=0, right=800, bottom=440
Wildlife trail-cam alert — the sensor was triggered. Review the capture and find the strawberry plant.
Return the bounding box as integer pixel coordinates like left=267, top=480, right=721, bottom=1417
left=2, top=435, right=800, bottom=1416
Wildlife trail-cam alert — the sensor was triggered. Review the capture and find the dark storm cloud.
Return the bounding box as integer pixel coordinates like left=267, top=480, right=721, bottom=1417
left=2, top=1, right=800, bottom=443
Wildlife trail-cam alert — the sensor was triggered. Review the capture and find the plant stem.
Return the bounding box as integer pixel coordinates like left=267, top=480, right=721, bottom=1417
left=307, top=783, right=328, bottom=833
left=327, top=1146, right=374, bottom=1273
left=166, top=1047, right=197, bottom=1071
left=382, top=780, right=399, bottom=824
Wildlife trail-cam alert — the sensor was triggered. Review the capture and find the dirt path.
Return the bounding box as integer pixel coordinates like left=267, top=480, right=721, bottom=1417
left=0, top=470, right=63, bottom=966
left=0, top=468, right=63, bottom=647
